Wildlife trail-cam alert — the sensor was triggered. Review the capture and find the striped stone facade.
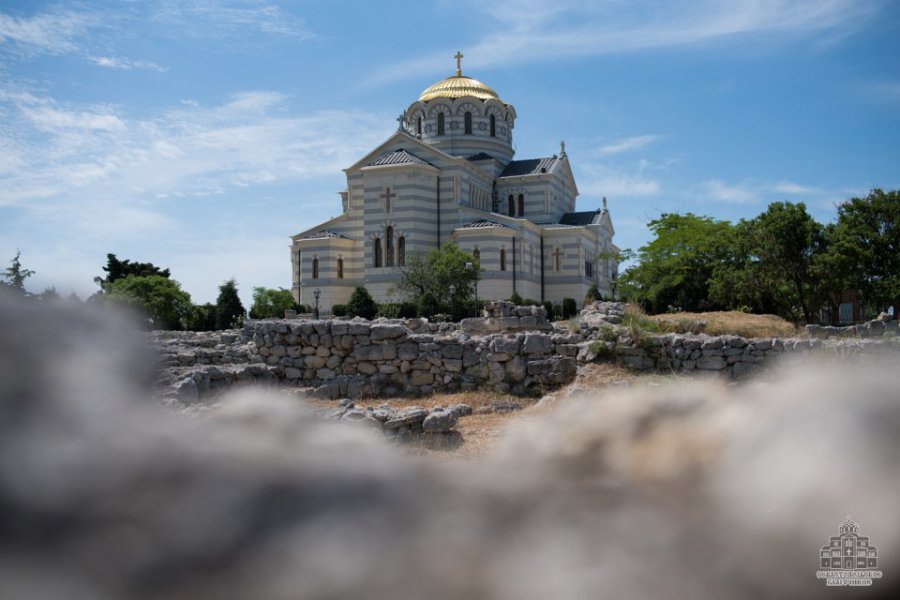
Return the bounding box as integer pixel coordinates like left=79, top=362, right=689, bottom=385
left=292, top=67, right=618, bottom=315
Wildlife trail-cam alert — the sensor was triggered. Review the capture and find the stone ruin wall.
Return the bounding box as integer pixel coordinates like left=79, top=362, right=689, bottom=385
left=153, top=302, right=900, bottom=403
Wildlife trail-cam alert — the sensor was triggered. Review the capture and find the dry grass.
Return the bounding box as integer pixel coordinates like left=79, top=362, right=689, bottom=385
left=647, top=310, right=799, bottom=338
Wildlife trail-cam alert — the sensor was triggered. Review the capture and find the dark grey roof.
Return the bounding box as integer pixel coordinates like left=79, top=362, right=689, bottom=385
left=536, top=222, right=581, bottom=230
left=296, top=230, right=352, bottom=240
left=559, top=210, right=601, bottom=226
left=457, top=219, right=511, bottom=230
left=498, top=156, right=557, bottom=177
left=466, top=152, right=495, bottom=162
left=367, top=148, right=430, bottom=167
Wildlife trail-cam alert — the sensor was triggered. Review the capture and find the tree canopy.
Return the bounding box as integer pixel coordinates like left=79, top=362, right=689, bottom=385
left=619, top=213, right=737, bottom=314
left=1, top=250, right=35, bottom=297
left=95, top=253, right=170, bottom=287
left=104, top=275, right=193, bottom=330
left=215, top=279, right=246, bottom=329
left=250, top=287, right=298, bottom=319
left=393, top=243, right=480, bottom=315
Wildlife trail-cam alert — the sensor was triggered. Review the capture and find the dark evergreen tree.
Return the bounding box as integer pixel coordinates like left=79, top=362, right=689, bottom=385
left=215, top=279, right=246, bottom=329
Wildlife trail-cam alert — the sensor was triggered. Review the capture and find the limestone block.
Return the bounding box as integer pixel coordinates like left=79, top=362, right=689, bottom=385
left=697, top=355, right=726, bottom=370
left=370, top=324, right=406, bottom=341
left=301, top=346, right=316, bottom=355
left=444, top=358, right=463, bottom=372
left=348, top=322, right=370, bottom=335
left=330, top=322, right=349, bottom=336
left=499, top=316, right=519, bottom=329
left=398, top=342, right=419, bottom=360
left=489, top=361, right=506, bottom=384
left=316, top=368, right=336, bottom=380
left=409, top=371, right=434, bottom=386
left=304, top=355, right=326, bottom=369
left=353, top=345, right=384, bottom=361
left=357, top=361, right=377, bottom=375
left=701, top=337, right=723, bottom=350
left=315, top=346, right=331, bottom=357
left=326, top=355, right=342, bottom=370
left=284, top=367, right=302, bottom=379
left=522, top=333, right=551, bottom=355
left=487, top=352, right=510, bottom=362
left=505, top=356, right=526, bottom=382
left=384, top=406, right=429, bottom=430
left=441, top=344, right=463, bottom=359
left=378, top=364, right=398, bottom=374
left=490, top=336, right=521, bottom=355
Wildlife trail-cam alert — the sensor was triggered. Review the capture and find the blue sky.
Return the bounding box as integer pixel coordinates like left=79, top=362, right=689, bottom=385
left=1, top=0, right=898, bottom=305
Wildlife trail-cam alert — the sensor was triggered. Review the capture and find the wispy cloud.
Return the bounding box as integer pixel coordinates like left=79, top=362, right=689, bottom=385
left=773, top=181, right=818, bottom=195
left=0, top=7, right=97, bottom=56
left=701, top=179, right=760, bottom=204
left=595, top=134, right=660, bottom=156
left=370, top=0, right=884, bottom=85
left=89, top=56, right=168, bottom=72
left=153, top=1, right=314, bottom=39
left=579, top=163, right=661, bottom=198
left=0, top=87, right=389, bottom=209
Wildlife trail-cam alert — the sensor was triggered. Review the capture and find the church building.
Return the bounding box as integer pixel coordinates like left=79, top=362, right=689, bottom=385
left=291, top=53, right=618, bottom=314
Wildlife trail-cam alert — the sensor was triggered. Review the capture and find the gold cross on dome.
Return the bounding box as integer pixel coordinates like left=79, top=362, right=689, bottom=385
left=454, top=51, right=464, bottom=76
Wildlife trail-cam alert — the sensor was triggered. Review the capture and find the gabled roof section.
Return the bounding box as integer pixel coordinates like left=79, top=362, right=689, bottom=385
left=295, top=230, right=352, bottom=241
left=367, top=148, right=431, bottom=168
left=498, top=156, right=558, bottom=178
left=560, top=210, right=602, bottom=226
left=457, top=219, right=512, bottom=230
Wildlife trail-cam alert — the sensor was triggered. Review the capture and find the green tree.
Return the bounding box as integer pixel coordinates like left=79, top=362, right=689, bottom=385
left=393, top=243, right=480, bottom=315
left=619, top=214, right=737, bottom=313
left=188, top=302, right=218, bottom=331
left=831, top=189, right=900, bottom=316
left=215, top=279, right=246, bottom=329
left=346, top=285, right=377, bottom=319
left=1, top=250, right=36, bottom=297
left=105, top=275, right=194, bottom=330
left=249, top=287, right=298, bottom=319
left=95, top=253, right=170, bottom=287
left=745, top=202, right=825, bottom=322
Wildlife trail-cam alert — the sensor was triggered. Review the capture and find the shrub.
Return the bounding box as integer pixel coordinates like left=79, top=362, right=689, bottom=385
left=543, top=301, right=555, bottom=321
left=377, top=302, right=418, bottom=319
left=522, top=298, right=540, bottom=306
left=332, top=304, right=347, bottom=317
left=562, top=298, right=577, bottom=319
left=346, top=286, right=377, bottom=320
left=584, top=284, right=601, bottom=306
left=417, top=291, right=441, bottom=318
left=508, top=291, right=524, bottom=305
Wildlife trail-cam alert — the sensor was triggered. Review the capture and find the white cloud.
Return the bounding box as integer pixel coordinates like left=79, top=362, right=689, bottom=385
left=579, top=164, right=661, bottom=198
left=0, top=8, right=95, bottom=56
left=702, top=179, right=760, bottom=204
left=595, top=135, right=660, bottom=156
left=89, top=56, right=168, bottom=72
left=773, top=181, right=817, bottom=195
left=0, top=88, right=389, bottom=209
left=370, top=0, right=883, bottom=85
left=153, top=1, right=314, bottom=39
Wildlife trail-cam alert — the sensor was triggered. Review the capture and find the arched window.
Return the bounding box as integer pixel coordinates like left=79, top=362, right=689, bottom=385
left=417, top=117, right=422, bottom=135
left=337, top=257, right=344, bottom=279
left=374, top=238, right=383, bottom=268
left=500, top=248, right=506, bottom=271
left=398, top=236, right=406, bottom=266
left=490, top=114, right=496, bottom=137
left=517, top=193, right=524, bottom=217
left=385, top=226, right=394, bottom=267
left=437, top=113, right=445, bottom=136
left=312, top=257, right=319, bottom=279
left=464, top=111, right=472, bottom=134
left=508, top=194, right=514, bottom=216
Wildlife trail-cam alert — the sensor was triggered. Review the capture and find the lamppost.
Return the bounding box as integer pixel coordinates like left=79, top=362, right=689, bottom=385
left=313, top=288, right=321, bottom=319
left=610, top=278, right=618, bottom=302
left=448, top=284, right=456, bottom=317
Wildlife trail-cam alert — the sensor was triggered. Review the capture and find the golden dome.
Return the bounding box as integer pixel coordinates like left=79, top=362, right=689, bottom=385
left=418, top=75, right=501, bottom=102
